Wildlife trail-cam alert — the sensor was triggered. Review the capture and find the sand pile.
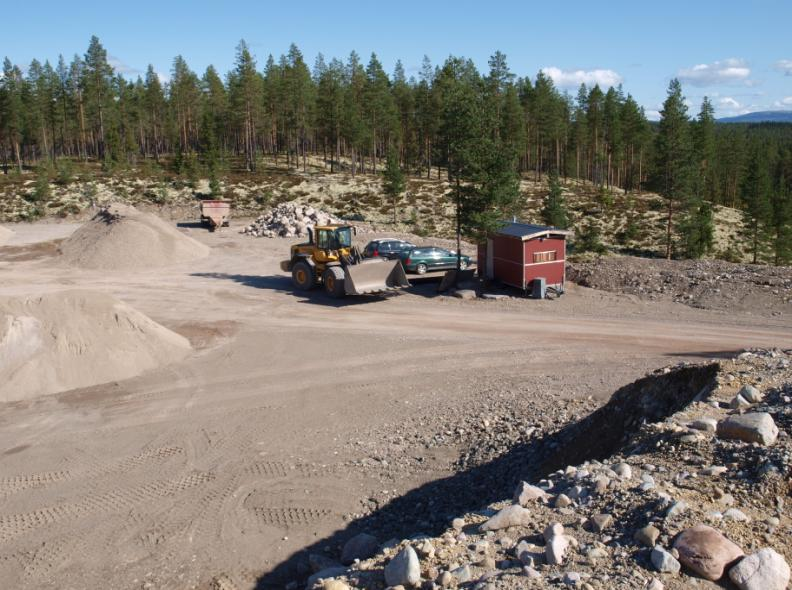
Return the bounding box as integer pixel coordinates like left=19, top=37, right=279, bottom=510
left=0, top=225, right=13, bottom=246
left=0, top=290, right=192, bottom=402
left=60, top=203, right=209, bottom=270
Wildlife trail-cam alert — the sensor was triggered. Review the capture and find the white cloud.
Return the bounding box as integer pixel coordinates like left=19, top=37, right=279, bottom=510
left=775, top=59, right=792, bottom=76
left=719, top=97, right=741, bottom=109
left=645, top=110, right=661, bottom=121
left=773, top=96, right=792, bottom=107
left=157, top=71, right=170, bottom=85
left=677, top=58, right=752, bottom=86
left=541, top=67, right=622, bottom=88
left=108, top=55, right=141, bottom=77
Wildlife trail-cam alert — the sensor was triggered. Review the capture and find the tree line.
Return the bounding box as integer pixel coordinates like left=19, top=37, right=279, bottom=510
left=0, top=36, right=790, bottom=263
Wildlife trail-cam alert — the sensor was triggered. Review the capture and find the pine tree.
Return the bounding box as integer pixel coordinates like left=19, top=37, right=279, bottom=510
left=541, top=170, right=570, bottom=228
left=82, top=36, right=114, bottom=161
left=770, top=148, right=792, bottom=265
left=653, top=79, right=694, bottom=259
left=740, top=144, right=773, bottom=263
left=693, top=97, right=717, bottom=200
left=1, top=58, right=25, bottom=172
left=382, top=148, right=405, bottom=224
left=228, top=41, right=260, bottom=171
left=679, top=201, right=714, bottom=258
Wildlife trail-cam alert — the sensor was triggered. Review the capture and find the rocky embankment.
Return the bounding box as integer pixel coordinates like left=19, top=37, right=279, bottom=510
left=568, top=256, right=792, bottom=317
left=296, top=349, right=792, bottom=590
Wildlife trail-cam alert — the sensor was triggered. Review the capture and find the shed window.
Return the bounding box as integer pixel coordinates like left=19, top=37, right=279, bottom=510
left=533, top=250, right=557, bottom=263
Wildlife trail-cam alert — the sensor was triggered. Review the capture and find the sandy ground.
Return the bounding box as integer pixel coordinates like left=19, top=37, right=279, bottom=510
left=0, top=219, right=790, bottom=590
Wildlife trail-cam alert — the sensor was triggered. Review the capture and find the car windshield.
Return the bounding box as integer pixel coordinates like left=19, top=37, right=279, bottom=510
left=335, top=227, right=353, bottom=248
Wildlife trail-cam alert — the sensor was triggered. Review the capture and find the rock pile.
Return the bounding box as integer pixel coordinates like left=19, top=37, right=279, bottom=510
left=568, top=256, right=792, bottom=317
left=241, top=203, right=341, bottom=238
left=297, top=348, right=792, bottom=590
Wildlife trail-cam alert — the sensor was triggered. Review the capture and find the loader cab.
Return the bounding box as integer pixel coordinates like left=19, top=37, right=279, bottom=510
left=315, top=226, right=354, bottom=251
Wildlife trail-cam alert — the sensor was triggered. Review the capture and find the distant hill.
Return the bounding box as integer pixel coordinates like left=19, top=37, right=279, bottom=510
left=718, top=111, right=792, bottom=124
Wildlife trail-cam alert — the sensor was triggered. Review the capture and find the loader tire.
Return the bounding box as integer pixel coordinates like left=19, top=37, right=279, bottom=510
left=292, top=261, right=315, bottom=291
left=323, top=266, right=346, bottom=298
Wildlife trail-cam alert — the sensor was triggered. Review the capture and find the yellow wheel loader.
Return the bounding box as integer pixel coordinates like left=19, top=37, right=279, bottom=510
left=279, top=225, right=410, bottom=298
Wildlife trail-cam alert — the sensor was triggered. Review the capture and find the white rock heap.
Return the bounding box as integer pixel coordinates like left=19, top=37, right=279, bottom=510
left=241, top=202, right=340, bottom=238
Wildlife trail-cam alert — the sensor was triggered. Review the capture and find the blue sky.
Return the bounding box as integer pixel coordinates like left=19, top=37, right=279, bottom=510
left=6, top=0, right=792, bottom=119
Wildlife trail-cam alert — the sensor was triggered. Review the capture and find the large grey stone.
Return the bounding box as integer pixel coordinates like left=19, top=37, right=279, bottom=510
left=674, top=524, right=744, bottom=580
left=651, top=546, right=681, bottom=574
left=480, top=504, right=531, bottom=531
left=738, top=385, right=763, bottom=404
left=717, top=413, right=779, bottom=446
left=340, top=532, right=379, bottom=564
left=634, top=524, right=661, bottom=547
left=514, top=481, right=549, bottom=505
left=728, top=548, right=790, bottom=590
left=384, top=546, right=421, bottom=587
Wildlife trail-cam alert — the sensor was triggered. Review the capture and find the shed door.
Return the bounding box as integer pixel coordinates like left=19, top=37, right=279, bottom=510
left=486, top=239, right=494, bottom=279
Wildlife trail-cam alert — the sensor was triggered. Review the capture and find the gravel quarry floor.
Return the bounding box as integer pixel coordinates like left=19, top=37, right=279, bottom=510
left=0, top=219, right=789, bottom=590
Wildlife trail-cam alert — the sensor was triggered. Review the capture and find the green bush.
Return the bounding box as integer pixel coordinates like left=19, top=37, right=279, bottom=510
left=55, top=158, right=74, bottom=185
left=31, top=165, right=51, bottom=202
left=575, top=221, right=607, bottom=254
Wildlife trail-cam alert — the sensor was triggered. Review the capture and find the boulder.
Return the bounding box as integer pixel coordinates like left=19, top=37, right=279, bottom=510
left=514, top=481, right=550, bottom=505
left=545, top=534, right=570, bottom=566
left=384, top=546, right=421, bottom=587
left=480, top=505, right=531, bottom=531
left=717, top=413, right=779, bottom=445
left=690, top=418, right=718, bottom=432
left=728, top=548, right=790, bottom=590
left=588, top=514, right=613, bottom=533
left=634, top=524, right=661, bottom=547
left=340, top=532, right=379, bottom=564
left=544, top=522, right=570, bottom=566
left=673, top=525, right=744, bottom=580
left=738, top=384, right=763, bottom=404
left=651, top=546, right=681, bottom=574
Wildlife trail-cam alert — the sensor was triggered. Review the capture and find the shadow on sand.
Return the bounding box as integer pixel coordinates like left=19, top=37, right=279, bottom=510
left=190, top=271, right=457, bottom=305
left=253, top=363, right=718, bottom=588
left=191, top=272, right=400, bottom=307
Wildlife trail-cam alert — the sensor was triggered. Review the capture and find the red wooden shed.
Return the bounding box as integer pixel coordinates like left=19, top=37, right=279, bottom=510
left=478, top=222, right=573, bottom=293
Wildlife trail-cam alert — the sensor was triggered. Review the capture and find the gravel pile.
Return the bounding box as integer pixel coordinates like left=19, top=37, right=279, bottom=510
left=295, top=349, right=792, bottom=590
left=241, top=203, right=341, bottom=238
left=59, top=203, right=209, bottom=270
left=568, top=256, right=792, bottom=317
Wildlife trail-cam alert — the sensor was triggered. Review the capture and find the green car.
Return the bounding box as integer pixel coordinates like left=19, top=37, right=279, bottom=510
left=399, top=247, right=471, bottom=274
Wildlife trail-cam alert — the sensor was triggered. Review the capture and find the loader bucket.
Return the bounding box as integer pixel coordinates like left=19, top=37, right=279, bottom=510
left=344, top=259, right=410, bottom=295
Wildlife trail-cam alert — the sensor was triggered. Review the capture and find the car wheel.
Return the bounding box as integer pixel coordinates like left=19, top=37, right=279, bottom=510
left=416, top=263, right=428, bottom=275
left=459, top=260, right=468, bottom=270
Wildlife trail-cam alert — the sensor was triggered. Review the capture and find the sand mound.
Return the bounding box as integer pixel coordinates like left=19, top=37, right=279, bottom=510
left=60, top=203, right=209, bottom=270
left=0, top=290, right=192, bottom=402
left=0, top=225, right=13, bottom=246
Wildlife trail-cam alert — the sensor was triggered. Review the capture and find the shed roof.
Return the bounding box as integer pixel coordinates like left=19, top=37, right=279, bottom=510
left=495, top=221, right=574, bottom=241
